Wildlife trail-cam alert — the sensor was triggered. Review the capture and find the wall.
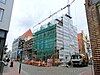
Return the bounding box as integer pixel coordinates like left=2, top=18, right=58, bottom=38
left=85, top=0, right=100, bottom=75
left=0, top=0, right=14, bottom=31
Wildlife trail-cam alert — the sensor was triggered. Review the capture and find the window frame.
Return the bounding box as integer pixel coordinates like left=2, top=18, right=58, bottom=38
left=97, top=3, right=100, bottom=24
left=0, top=0, right=6, bottom=4
left=0, top=8, right=4, bottom=22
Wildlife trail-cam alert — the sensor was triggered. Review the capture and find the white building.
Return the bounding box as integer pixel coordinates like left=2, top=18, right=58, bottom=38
left=12, top=38, right=20, bottom=59
left=50, top=14, right=78, bottom=63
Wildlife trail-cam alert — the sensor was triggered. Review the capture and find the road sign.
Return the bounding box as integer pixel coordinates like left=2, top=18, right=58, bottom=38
left=17, top=50, right=22, bottom=55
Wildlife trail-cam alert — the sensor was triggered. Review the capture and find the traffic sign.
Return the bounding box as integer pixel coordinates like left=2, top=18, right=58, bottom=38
left=17, top=50, right=22, bottom=55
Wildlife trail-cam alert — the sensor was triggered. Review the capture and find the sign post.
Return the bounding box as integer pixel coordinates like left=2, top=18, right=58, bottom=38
left=18, top=50, right=22, bottom=74
left=18, top=39, right=25, bottom=74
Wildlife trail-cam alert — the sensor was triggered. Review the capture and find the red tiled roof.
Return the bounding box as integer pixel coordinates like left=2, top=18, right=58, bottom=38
left=19, top=29, right=33, bottom=39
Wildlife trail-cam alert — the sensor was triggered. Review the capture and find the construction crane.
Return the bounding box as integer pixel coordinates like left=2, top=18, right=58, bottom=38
left=33, top=0, right=75, bottom=29
left=67, top=0, right=75, bottom=16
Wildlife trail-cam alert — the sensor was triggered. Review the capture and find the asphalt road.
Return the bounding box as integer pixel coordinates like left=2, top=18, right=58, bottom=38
left=15, top=62, right=93, bottom=75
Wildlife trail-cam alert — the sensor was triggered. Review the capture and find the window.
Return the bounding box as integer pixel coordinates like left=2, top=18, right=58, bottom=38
left=91, top=0, right=100, bottom=5
left=98, top=5, right=100, bottom=20
left=0, top=30, right=5, bottom=38
left=97, top=3, right=100, bottom=22
left=0, top=8, right=4, bottom=21
left=0, top=0, right=6, bottom=4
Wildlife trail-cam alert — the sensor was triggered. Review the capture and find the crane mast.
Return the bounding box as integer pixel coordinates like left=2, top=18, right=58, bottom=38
left=67, top=0, right=75, bottom=16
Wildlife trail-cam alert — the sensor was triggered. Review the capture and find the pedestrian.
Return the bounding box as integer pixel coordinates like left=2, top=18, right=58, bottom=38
left=6, top=56, right=10, bottom=66
left=10, top=60, right=13, bottom=67
left=2, top=56, right=9, bottom=66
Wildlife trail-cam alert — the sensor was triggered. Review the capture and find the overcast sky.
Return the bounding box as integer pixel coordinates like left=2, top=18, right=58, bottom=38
left=6, top=0, right=88, bottom=50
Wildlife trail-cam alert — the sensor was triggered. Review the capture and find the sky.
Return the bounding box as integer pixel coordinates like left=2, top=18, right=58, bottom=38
left=6, top=0, right=89, bottom=51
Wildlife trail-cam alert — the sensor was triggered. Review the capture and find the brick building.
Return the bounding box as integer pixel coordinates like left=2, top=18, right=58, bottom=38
left=78, top=31, right=87, bottom=55
left=85, top=0, right=100, bottom=75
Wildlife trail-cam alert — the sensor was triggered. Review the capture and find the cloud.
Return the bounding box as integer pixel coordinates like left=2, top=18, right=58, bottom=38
left=71, top=0, right=89, bottom=35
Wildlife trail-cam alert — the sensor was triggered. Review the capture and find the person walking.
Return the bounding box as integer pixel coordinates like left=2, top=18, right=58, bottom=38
left=10, top=59, right=13, bottom=67
left=6, top=56, right=10, bottom=66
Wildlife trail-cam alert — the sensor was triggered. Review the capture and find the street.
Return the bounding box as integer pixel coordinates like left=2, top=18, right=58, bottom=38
left=12, top=62, right=93, bottom=75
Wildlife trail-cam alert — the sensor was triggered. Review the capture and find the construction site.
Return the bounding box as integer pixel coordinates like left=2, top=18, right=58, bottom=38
left=31, top=0, right=79, bottom=66
left=32, top=13, right=78, bottom=66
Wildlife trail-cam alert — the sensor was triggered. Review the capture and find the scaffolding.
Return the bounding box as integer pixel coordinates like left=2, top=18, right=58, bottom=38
left=32, top=14, right=78, bottom=62
left=32, top=24, right=56, bottom=60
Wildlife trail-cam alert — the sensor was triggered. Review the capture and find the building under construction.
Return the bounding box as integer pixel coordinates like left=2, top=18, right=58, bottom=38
left=32, top=14, right=78, bottom=62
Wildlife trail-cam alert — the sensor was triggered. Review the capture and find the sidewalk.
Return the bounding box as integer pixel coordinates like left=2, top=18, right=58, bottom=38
left=80, top=68, right=94, bottom=75
left=3, top=63, right=24, bottom=75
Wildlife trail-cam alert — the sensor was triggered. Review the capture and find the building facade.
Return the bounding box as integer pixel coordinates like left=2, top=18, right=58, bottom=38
left=0, top=0, right=14, bottom=31
left=0, top=0, right=14, bottom=73
left=78, top=31, right=88, bottom=54
left=19, top=29, right=33, bottom=60
left=23, top=38, right=33, bottom=60
left=85, top=0, right=100, bottom=75
left=12, top=29, right=33, bottom=60
left=33, top=14, right=78, bottom=62
left=12, top=38, right=20, bottom=59
left=56, top=14, right=78, bottom=63
left=33, top=24, right=56, bottom=61
left=78, top=31, right=92, bottom=60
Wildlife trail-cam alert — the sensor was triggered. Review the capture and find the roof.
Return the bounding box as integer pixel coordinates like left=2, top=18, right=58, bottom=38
left=19, top=29, right=33, bottom=39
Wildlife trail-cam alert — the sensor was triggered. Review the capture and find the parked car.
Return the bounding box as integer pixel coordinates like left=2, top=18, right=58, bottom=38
left=71, top=54, right=88, bottom=67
